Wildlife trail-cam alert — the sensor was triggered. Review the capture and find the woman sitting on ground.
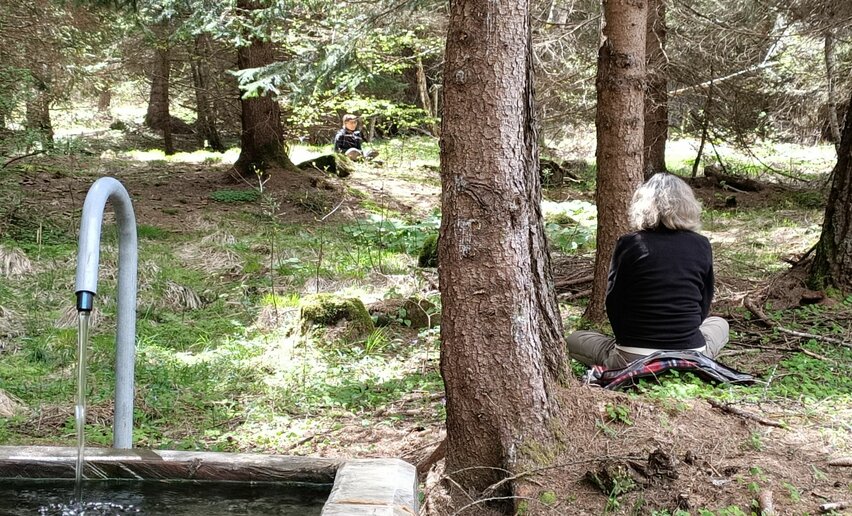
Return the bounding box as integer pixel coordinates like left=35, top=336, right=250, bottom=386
left=566, top=173, right=729, bottom=369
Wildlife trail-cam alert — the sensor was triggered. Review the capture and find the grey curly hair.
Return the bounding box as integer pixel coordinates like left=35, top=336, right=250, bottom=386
left=629, top=173, right=702, bottom=231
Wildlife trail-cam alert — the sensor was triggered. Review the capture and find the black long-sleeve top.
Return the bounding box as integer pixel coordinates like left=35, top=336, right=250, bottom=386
left=333, top=128, right=363, bottom=153
left=605, top=228, right=714, bottom=351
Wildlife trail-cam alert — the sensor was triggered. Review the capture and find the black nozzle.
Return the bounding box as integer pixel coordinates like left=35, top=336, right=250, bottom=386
left=76, top=291, right=95, bottom=312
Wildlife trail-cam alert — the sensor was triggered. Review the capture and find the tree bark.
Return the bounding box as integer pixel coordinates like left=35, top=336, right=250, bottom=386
left=643, top=0, right=668, bottom=179
left=416, top=56, right=433, bottom=117
left=192, top=34, right=225, bottom=152
left=810, top=89, right=852, bottom=292
left=824, top=29, right=841, bottom=149
left=233, top=1, right=297, bottom=177
left=25, top=80, right=53, bottom=146
left=584, top=0, right=647, bottom=323
left=97, top=88, right=111, bottom=112
left=144, top=41, right=171, bottom=132
left=547, top=0, right=569, bottom=24
left=439, top=0, right=567, bottom=511
left=416, top=56, right=440, bottom=136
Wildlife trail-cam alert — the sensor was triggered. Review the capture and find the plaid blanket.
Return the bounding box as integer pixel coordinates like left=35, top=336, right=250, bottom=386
left=583, top=350, right=758, bottom=390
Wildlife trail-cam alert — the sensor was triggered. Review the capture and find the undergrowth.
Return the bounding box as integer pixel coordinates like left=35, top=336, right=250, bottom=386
left=0, top=134, right=847, bottom=471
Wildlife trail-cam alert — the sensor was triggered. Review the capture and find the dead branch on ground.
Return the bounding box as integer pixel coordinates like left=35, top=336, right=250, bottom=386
left=757, top=490, right=775, bottom=516
left=2, top=150, right=46, bottom=169
left=819, top=500, right=850, bottom=513
left=828, top=457, right=852, bottom=467
left=707, top=398, right=785, bottom=428
left=744, top=295, right=852, bottom=349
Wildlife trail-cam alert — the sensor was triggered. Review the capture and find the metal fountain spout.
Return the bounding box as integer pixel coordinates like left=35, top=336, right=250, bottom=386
left=74, top=177, right=138, bottom=449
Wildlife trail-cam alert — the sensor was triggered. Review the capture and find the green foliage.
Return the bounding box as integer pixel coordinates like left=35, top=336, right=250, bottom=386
left=362, top=327, right=390, bottom=355
left=604, top=403, right=633, bottom=426
left=744, top=432, right=764, bottom=451
left=539, top=491, right=557, bottom=506
left=773, top=341, right=852, bottom=400
left=634, top=370, right=718, bottom=401
left=542, top=199, right=597, bottom=254
left=783, top=481, right=801, bottom=503
left=417, top=233, right=438, bottom=267
left=209, top=189, right=261, bottom=203
left=343, top=214, right=440, bottom=256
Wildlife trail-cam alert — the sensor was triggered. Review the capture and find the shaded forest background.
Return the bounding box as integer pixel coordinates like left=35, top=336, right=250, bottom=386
left=2, top=0, right=850, bottom=161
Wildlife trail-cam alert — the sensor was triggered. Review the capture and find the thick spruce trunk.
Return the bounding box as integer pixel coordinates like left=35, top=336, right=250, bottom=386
left=584, top=0, right=647, bottom=323
left=144, top=44, right=171, bottom=132
left=438, top=0, right=567, bottom=511
left=643, top=0, right=668, bottom=179
left=810, top=89, right=852, bottom=292
left=233, top=2, right=297, bottom=177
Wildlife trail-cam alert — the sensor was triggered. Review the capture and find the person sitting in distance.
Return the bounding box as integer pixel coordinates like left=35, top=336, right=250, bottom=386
left=566, top=173, right=729, bottom=369
left=333, top=114, right=378, bottom=161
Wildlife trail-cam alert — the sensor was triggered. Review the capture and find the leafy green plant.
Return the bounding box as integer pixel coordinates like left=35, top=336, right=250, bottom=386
left=542, top=199, right=597, bottom=254
left=605, top=403, right=633, bottom=425
left=343, top=214, right=440, bottom=256
left=783, top=481, right=801, bottom=502
left=539, top=491, right=557, bottom=506
left=744, top=432, right=764, bottom=451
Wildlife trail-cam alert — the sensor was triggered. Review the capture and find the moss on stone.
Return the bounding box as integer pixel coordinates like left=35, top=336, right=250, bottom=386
left=418, top=233, right=438, bottom=268
left=299, top=293, right=374, bottom=338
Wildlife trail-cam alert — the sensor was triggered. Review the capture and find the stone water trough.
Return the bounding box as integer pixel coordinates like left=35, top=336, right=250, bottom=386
left=0, top=446, right=418, bottom=515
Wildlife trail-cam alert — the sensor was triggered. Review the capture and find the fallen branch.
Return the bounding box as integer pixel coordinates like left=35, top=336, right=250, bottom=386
left=554, top=275, right=593, bottom=290
left=480, top=455, right=645, bottom=496
left=744, top=296, right=852, bottom=349
left=798, top=347, right=835, bottom=363
left=707, top=398, right=785, bottom=428
left=828, top=457, right=852, bottom=467
left=558, top=289, right=592, bottom=301
left=819, top=501, right=850, bottom=513
left=757, top=489, right=775, bottom=515
left=2, top=150, right=46, bottom=169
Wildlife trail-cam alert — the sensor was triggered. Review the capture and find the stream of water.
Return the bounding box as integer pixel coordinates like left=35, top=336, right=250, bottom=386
left=74, top=311, right=89, bottom=503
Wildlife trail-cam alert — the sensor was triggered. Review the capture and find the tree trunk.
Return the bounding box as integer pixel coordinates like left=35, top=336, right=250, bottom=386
left=192, top=34, right=225, bottom=152
left=810, top=89, right=852, bottom=292
left=643, top=0, right=667, bottom=179
left=97, top=88, right=111, bottom=112
left=416, top=56, right=440, bottom=136
left=584, top=0, right=647, bottom=323
left=416, top=57, right=433, bottom=117
left=438, top=0, right=567, bottom=511
left=824, top=29, right=841, bottom=149
left=25, top=82, right=53, bottom=146
left=233, top=2, right=297, bottom=177
left=547, top=0, right=569, bottom=24
left=144, top=42, right=171, bottom=132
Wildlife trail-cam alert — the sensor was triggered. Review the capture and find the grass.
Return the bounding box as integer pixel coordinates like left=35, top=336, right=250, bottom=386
left=0, top=127, right=849, bottom=479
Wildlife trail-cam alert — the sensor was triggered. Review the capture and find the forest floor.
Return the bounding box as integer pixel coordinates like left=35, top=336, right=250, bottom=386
left=0, top=125, right=850, bottom=515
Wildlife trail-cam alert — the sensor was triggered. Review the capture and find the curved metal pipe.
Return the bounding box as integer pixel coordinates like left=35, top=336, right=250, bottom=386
left=74, top=177, right=137, bottom=449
